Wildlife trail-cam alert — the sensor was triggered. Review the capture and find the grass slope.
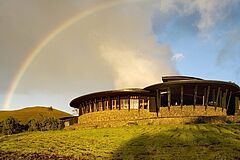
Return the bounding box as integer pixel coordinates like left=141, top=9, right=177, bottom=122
left=0, top=106, right=71, bottom=123
left=0, top=124, right=239, bottom=159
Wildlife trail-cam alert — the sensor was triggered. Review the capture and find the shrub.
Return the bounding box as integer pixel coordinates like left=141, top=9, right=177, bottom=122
left=1, top=117, right=23, bottom=135
left=42, top=117, right=59, bottom=131
left=0, top=121, right=3, bottom=133
left=28, top=117, right=64, bottom=131
left=27, top=119, right=42, bottom=131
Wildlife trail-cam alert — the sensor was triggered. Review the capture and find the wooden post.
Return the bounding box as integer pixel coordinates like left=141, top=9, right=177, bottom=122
left=226, top=91, right=232, bottom=110
left=108, top=96, right=112, bottom=110
left=223, top=89, right=228, bottom=111
left=215, top=87, right=221, bottom=109
left=203, top=88, right=206, bottom=110
left=101, top=97, right=104, bottom=111
left=193, top=85, right=198, bottom=110
left=205, top=86, right=210, bottom=106
left=79, top=104, right=82, bottom=116
left=81, top=104, right=84, bottom=115
left=88, top=101, right=90, bottom=113
left=94, top=99, right=97, bottom=112
left=235, top=97, right=239, bottom=114
left=181, top=86, right=183, bottom=110
left=212, top=89, right=216, bottom=105
left=219, top=90, right=222, bottom=109
left=138, top=95, right=140, bottom=112
left=159, top=90, right=161, bottom=113
left=167, top=87, right=171, bottom=111
left=90, top=101, right=93, bottom=112
left=128, top=96, right=130, bottom=111
left=142, top=99, right=145, bottom=110
left=83, top=103, right=86, bottom=114
left=156, top=89, right=159, bottom=117
left=118, top=96, right=120, bottom=110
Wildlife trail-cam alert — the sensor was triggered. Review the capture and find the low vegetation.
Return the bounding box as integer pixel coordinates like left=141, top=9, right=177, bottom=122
left=0, top=124, right=239, bottom=159
left=0, top=116, right=64, bottom=135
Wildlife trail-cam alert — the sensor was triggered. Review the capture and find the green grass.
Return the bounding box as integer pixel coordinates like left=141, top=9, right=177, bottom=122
left=0, top=106, right=71, bottom=124
left=0, top=124, right=239, bottom=159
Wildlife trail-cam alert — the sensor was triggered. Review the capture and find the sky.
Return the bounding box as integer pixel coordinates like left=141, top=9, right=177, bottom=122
left=0, top=0, right=240, bottom=114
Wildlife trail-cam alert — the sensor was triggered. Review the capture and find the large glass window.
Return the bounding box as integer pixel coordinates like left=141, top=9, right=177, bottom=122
left=120, top=99, right=128, bottom=109
left=130, top=99, right=138, bottom=109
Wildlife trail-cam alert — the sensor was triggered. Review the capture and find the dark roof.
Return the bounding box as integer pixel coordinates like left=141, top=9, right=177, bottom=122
left=162, top=76, right=203, bottom=82
left=70, top=88, right=153, bottom=108
left=144, top=80, right=240, bottom=92
left=59, top=116, right=78, bottom=120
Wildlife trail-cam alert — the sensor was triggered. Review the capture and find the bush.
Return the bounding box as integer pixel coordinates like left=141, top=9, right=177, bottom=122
left=0, top=121, right=3, bottom=133
left=0, top=117, right=64, bottom=135
left=1, top=117, right=23, bottom=135
left=27, top=119, right=41, bottom=131
left=27, top=117, right=63, bottom=131
left=42, top=117, right=59, bottom=131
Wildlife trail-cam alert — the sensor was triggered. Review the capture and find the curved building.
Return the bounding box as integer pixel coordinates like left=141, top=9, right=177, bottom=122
left=70, top=76, right=240, bottom=116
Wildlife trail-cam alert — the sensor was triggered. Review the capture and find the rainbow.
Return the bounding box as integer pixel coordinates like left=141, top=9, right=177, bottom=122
left=3, top=0, right=136, bottom=109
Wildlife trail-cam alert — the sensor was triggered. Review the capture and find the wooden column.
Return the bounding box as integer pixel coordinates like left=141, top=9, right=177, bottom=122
left=205, top=86, right=210, bottom=106
left=108, top=96, right=112, bottom=110
left=138, top=95, right=141, bottom=112
left=118, top=96, right=120, bottom=110
left=156, top=89, right=159, bottom=117
left=101, top=97, right=104, bottom=111
left=193, top=85, right=198, bottom=110
left=87, top=101, right=90, bottom=113
left=91, top=101, right=93, bottom=112
left=142, top=99, right=145, bottom=110
left=226, top=91, right=232, bottom=110
left=128, top=96, right=130, bottom=111
left=94, top=99, right=97, bottom=112
left=235, top=97, right=239, bottom=114
left=223, top=89, right=228, bottom=111
left=212, top=89, right=216, bottom=105
left=215, top=87, right=221, bottom=109
left=79, top=104, right=82, bottom=116
left=203, top=88, right=206, bottom=110
left=219, top=90, right=222, bottom=109
left=81, top=104, right=84, bottom=115
left=167, top=87, right=171, bottom=111
left=159, top=90, right=161, bottom=113
left=90, top=101, right=93, bottom=112
left=180, top=86, right=183, bottom=110
left=83, top=103, right=86, bottom=114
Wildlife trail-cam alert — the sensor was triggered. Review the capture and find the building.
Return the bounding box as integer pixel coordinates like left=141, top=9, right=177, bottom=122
left=70, top=76, right=240, bottom=116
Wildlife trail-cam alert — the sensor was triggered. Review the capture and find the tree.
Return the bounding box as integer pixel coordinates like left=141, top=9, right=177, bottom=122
left=27, top=119, right=41, bottom=131
left=2, top=117, right=22, bottom=135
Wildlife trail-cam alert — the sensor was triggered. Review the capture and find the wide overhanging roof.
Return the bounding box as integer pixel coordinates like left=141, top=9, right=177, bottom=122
left=144, top=80, right=240, bottom=92
left=162, top=76, right=203, bottom=82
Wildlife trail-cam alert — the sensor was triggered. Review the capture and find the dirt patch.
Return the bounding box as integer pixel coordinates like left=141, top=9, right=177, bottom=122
left=0, top=150, right=81, bottom=160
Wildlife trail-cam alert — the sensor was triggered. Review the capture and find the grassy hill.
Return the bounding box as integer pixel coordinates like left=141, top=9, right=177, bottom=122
left=0, top=124, right=239, bottom=159
left=0, top=106, right=71, bottom=123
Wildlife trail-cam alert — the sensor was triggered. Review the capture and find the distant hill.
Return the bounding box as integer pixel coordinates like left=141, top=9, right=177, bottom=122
left=0, top=106, right=71, bottom=123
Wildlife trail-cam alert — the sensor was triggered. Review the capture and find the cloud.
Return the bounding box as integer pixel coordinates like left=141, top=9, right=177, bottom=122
left=154, top=0, right=239, bottom=37
left=171, top=53, right=184, bottom=62
left=0, top=1, right=179, bottom=109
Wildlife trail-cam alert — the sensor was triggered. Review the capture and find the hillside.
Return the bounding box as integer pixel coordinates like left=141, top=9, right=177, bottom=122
left=0, top=106, right=71, bottom=123
left=0, top=124, right=239, bottom=159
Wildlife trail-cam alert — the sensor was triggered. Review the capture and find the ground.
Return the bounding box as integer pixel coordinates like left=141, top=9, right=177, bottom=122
left=0, top=124, right=240, bottom=159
